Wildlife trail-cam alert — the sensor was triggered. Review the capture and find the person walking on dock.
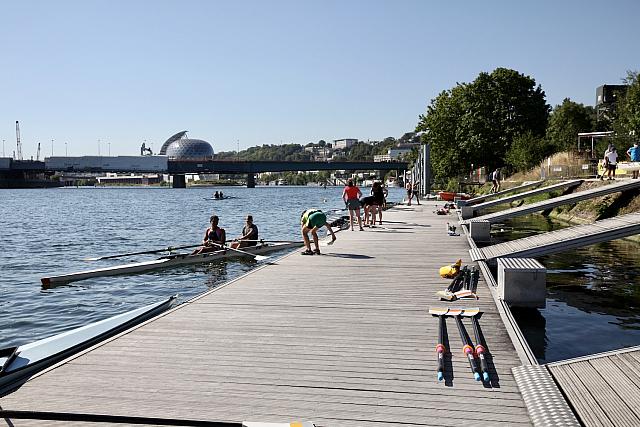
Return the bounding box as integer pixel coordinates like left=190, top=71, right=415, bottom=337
left=193, top=215, right=226, bottom=254
left=300, top=209, right=336, bottom=255
left=627, top=142, right=640, bottom=179
left=342, top=179, right=364, bottom=231
left=490, top=168, right=501, bottom=193
left=371, top=181, right=385, bottom=225
left=604, top=146, right=618, bottom=180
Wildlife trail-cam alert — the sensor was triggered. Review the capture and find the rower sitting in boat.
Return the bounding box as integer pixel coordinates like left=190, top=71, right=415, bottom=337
left=193, top=215, right=226, bottom=254
left=213, top=191, right=220, bottom=199
left=231, top=215, right=259, bottom=248
left=219, top=191, right=224, bottom=198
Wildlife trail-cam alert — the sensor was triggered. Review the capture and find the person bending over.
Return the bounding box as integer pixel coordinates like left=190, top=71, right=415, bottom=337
left=300, top=209, right=336, bottom=255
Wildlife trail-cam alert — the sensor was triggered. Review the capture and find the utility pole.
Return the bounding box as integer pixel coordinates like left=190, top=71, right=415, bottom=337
left=36, top=142, right=41, bottom=161
left=65, top=142, right=68, bottom=156
left=2, top=139, right=4, bottom=157
left=15, top=121, right=22, bottom=160
left=108, top=142, right=111, bottom=156
left=51, top=139, right=54, bottom=156
left=237, top=139, right=240, bottom=161
left=98, top=139, right=101, bottom=156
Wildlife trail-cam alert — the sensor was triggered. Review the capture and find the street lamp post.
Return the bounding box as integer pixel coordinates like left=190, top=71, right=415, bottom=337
left=65, top=142, right=68, bottom=156
left=98, top=139, right=101, bottom=156
left=51, top=139, right=54, bottom=156
left=108, top=142, right=111, bottom=157
left=2, top=139, right=4, bottom=157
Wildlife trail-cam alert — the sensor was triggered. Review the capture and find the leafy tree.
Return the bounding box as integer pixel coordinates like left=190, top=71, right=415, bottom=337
left=506, top=131, right=554, bottom=172
left=546, top=98, right=595, bottom=152
left=615, top=71, right=640, bottom=144
left=416, top=68, right=550, bottom=180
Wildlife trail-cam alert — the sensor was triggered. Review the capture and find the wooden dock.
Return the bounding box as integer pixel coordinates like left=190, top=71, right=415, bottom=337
left=471, top=212, right=640, bottom=262
left=461, top=179, right=640, bottom=225
left=547, top=346, right=640, bottom=426
left=460, top=181, right=543, bottom=206
left=461, top=180, right=583, bottom=219
left=0, top=204, right=531, bottom=426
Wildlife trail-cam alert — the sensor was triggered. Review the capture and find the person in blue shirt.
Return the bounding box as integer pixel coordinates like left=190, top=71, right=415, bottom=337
left=627, top=142, right=640, bottom=179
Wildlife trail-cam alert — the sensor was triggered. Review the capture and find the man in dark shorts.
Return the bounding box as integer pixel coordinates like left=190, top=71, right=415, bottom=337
left=300, top=209, right=336, bottom=255
left=233, top=215, right=258, bottom=248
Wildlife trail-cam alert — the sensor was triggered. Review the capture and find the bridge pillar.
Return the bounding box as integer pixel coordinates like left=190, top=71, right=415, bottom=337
left=497, top=258, right=546, bottom=308
left=172, top=174, right=186, bottom=188
left=246, top=173, right=255, bottom=188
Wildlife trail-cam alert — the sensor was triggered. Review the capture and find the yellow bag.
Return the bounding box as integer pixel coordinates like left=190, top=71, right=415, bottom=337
left=439, top=259, right=462, bottom=278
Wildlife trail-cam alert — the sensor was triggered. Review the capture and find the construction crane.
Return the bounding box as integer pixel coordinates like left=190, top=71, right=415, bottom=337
left=15, top=121, right=23, bottom=160
left=36, top=142, right=41, bottom=161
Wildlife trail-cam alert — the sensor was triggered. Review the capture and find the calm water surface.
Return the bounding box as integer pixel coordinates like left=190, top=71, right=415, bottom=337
left=490, top=215, right=640, bottom=363
left=0, top=185, right=404, bottom=348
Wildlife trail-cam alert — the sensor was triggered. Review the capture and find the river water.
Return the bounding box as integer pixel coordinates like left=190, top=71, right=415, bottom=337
left=490, top=215, right=640, bottom=363
left=0, top=185, right=405, bottom=349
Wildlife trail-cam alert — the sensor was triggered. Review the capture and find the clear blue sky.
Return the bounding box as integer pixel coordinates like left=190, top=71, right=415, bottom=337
left=0, top=0, right=638, bottom=157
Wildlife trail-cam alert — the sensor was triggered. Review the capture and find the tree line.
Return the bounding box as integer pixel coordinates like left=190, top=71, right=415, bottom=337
left=416, top=68, right=640, bottom=182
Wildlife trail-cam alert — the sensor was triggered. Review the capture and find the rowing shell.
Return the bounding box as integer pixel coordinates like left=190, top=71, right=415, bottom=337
left=41, top=242, right=302, bottom=288
left=0, top=295, right=176, bottom=396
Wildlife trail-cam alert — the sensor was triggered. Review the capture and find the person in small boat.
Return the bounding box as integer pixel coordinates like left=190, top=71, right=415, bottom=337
left=232, top=215, right=259, bottom=248
left=193, top=215, right=226, bottom=254
left=300, top=209, right=336, bottom=255
left=214, top=191, right=220, bottom=199
left=219, top=191, right=224, bottom=199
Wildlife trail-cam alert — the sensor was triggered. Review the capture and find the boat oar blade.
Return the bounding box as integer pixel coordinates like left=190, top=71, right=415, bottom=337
left=461, top=308, right=481, bottom=317
left=253, top=254, right=269, bottom=261
left=428, top=307, right=448, bottom=316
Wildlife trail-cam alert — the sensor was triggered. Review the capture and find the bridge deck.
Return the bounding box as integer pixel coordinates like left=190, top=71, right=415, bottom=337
left=463, top=180, right=583, bottom=218
left=461, top=181, right=543, bottom=206
left=547, top=346, right=640, bottom=427
left=462, top=179, right=640, bottom=225
left=0, top=205, right=530, bottom=427
left=471, top=212, right=640, bottom=261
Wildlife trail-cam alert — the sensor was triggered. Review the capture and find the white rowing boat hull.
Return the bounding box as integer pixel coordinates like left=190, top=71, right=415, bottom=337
left=0, top=295, right=175, bottom=396
left=41, top=242, right=301, bottom=287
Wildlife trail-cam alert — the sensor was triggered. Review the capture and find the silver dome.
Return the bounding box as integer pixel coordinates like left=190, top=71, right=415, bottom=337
left=165, top=139, right=214, bottom=159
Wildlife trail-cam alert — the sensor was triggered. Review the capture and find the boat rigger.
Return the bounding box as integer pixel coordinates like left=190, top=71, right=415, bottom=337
left=41, top=242, right=302, bottom=288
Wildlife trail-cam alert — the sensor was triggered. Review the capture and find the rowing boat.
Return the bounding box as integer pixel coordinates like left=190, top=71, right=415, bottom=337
left=41, top=241, right=302, bottom=287
left=0, top=295, right=175, bottom=396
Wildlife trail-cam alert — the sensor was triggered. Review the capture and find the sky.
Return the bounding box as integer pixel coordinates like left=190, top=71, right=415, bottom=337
left=0, top=0, right=638, bottom=158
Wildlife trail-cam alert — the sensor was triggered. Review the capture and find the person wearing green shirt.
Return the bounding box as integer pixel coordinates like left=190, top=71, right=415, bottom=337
left=300, top=209, right=336, bottom=255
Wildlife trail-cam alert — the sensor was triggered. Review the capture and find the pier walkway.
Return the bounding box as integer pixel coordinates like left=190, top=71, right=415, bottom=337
left=461, top=181, right=543, bottom=206
left=461, top=179, right=640, bottom=225
left=547, top=346, right=640, bottom=426
left=461, top=180, right=583, bottom=219
left=470, top=212, right=640, bottom=262
left=0, top=205, right=531, bottom=426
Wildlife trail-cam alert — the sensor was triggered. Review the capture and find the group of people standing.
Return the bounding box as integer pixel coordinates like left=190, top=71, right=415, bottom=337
left=341, top=179, right=387, bottom=231
left=601, top=142, right=640, bottom=180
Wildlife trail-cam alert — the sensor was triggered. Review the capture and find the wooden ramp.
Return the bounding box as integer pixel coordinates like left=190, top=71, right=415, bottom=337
left=462, top=179, right=640, bottom=225
left=471, top=212, right=640, bottom=262
left=462, top=180, right=583, bottom=219
left=547, top=346, right=640, bottom=427
left=0, top=205, right=531, bottom=427
left=460, top=181, right=543, bottom=206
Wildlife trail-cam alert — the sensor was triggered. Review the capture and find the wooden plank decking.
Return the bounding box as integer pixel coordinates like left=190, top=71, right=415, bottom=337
left=471, top=212, right=640, bottom=262
left=461, top=179, right=640, bottom=225
left=547, top=346, right=640, bottom=427
left=0, top=204, right=531, bottom=426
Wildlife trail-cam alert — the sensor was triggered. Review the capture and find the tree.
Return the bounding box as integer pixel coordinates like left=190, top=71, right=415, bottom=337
left=506, top=131, right=554, bottom=172
left=546, top=98, right=595, bottom=152
left=416, top=68, right=550, bottom=180
left=615, top=71, right=640, bottom=144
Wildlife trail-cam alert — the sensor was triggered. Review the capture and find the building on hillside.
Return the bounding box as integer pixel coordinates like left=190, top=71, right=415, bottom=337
left=374, top=143, right=417, bottom=162
left=596, top=84, right=628, bottom=122
left=333, top=139, right=358, bottom=149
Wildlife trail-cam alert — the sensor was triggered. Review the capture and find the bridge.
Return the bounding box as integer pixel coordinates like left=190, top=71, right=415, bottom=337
left=0, top=156, right=408, bottom=188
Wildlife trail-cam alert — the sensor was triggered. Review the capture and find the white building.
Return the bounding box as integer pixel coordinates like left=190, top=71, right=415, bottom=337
left=374, top=143, right=417, bottom=162
left=333, top=139, right=358, bottom=149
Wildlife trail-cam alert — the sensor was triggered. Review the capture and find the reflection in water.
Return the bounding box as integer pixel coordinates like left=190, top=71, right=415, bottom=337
left=492, top=214, right=640, bottom=363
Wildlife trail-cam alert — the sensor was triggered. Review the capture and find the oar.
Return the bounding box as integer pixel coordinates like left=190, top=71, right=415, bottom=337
left=466, top=309, right=490, bottom=382
left=208, top=242, right=270, bottom=261
left=239, top=239, right=304, bottom=243
left=449, top=308, right=481, bottom=381
left=84, top=244, right=202, bottom=261
left=429, top=308, right=448, bottom=382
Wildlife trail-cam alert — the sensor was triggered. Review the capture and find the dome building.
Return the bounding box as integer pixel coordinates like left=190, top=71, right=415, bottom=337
left=159, top=131, right=214, bottom=160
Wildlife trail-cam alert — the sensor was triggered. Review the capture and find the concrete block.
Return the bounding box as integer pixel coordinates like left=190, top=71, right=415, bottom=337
left=498, top=258, right=546, bottom=308
left=469, top=220, right=491, bottom=242
left=461, top=205, right=475, bottom=219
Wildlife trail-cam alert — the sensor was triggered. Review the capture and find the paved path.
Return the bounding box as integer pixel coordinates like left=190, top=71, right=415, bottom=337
left=0, top=204, right=530, bottom=426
